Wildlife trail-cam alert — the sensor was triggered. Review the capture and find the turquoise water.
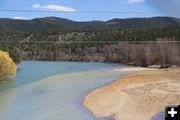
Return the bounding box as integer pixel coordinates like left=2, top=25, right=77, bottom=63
left=0, top=61, right=131, bottom=120
left=0, top=61, right=163, bottom=120
left=0, top=61, right=122, bottom=92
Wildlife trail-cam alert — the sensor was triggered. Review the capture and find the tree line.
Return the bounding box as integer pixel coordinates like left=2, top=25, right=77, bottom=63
left=0, top=27, right=180, bottom=67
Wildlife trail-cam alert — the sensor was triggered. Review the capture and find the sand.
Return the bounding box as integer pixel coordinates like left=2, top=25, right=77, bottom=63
left=83, top=68, right=180, bottom=120
left=111, top=67, right=154, bottom=72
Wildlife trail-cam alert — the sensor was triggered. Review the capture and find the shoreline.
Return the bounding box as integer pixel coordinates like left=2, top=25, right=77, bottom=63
left=83, top=67, right=180, bottom=120
left=80, top=67, right=145, bottom=120
left=82, top=67, right=153, bottom=119
left=1, top=63, right=141, bottom=120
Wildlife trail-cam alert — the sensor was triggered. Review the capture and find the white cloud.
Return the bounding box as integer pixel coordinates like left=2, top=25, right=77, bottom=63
left=13, top=16, right=27, bottom=20
left=43, top=5, right=76, bottom=12
left=32, top=4, right=41, bottom=8
left=32, top=4, right=76, bottom=12
left=127, top=0, right=144, bottom=4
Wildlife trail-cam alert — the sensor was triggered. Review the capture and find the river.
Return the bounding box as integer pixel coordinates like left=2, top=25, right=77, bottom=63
left=0, top=61, right=135, bottom=120
left=0, top=61, right=163, bottom=120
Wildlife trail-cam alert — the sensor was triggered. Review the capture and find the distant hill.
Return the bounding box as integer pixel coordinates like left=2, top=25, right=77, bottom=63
left=0, top=17, right=180, bottom=31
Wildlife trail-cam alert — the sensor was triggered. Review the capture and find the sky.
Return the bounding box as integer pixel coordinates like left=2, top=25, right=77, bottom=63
left=0, top=0, right=179, bottom=21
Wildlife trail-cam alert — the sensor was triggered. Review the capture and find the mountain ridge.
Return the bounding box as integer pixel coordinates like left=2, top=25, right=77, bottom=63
left=0, top=16, right=180, bottom=31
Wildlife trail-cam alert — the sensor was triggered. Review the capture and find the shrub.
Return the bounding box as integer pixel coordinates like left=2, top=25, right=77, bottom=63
left=0, top=51, right=17, bottom=79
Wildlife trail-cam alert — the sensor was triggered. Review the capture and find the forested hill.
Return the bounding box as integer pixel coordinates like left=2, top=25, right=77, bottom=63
left=0, top=17, right=180, bottom=31
left=0, top=16, right=180, bottom=67
left=1, top=27, right=180, bottom=66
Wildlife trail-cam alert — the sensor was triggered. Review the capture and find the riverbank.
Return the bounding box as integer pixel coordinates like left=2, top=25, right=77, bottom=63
left=0, top=61, right=140, bottom=120
left=83, top=68, right=180, bottom=120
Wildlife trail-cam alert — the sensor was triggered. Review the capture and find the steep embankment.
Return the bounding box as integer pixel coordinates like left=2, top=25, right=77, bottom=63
left=0, top=51, right=17, bottom=79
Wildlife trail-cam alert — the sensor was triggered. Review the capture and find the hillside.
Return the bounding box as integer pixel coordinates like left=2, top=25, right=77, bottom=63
left=0, top=27, right=180, bottom=66
left=0, top=17, right=180, bottom=67
left=0, top=17, right=180, bottom=31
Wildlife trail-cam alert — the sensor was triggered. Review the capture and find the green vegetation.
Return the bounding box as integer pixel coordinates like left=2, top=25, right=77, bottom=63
left=0, top=17, right=180, bottom=67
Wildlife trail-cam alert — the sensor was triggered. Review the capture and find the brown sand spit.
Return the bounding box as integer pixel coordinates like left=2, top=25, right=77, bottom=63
left=83, top=68, right=180, bottom=120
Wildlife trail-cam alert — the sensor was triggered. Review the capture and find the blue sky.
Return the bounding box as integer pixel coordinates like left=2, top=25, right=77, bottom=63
left=0, top=0, right=179, bottom=21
